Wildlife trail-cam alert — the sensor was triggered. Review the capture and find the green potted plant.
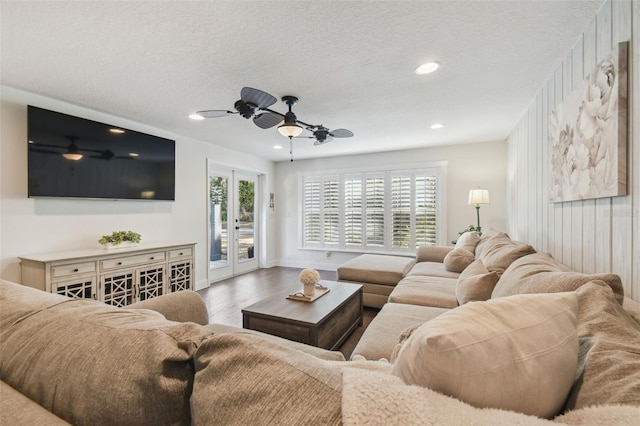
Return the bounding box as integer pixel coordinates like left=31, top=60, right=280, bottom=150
left=99, top=231, right=142, bottom=249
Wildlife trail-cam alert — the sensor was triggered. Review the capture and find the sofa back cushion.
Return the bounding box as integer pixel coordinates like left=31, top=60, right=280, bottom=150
left=0, top=281, right=213, bottom=425
left=492, top=252, right=624, bottom=305
left=475, top=232, right=536, bottom=276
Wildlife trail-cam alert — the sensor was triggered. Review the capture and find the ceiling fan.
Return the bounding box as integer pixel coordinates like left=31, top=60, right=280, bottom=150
left=191, top=87, right=353, bottom=160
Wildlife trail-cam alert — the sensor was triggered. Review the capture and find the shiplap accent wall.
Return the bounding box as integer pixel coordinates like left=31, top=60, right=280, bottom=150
left=507, top=0, right=638, bottom=300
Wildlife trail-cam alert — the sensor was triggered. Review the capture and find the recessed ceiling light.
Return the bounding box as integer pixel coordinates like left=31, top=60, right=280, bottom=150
left=189, top=113, right=205, bottom=120
left=273, top=145, right=283, bottom=150
left=129, top=152, right=139, bottom=157
left=430, top=123, right=444, bottom=129
left=415, top=62, right=440, bottom=75
left=109, top=128, right=125, bottom=134
left=28, top=140, right=34, bottom=144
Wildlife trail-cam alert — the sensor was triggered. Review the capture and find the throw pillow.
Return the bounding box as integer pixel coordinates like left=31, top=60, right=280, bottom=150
left=391, top=292, right=579, bottom=419
left=443, top=248, right=475, bottom=273
left=192, top=333, right=342, bottom=425
left=454, top=231, right=481, bottom=254
left=455, top=259, right=499, bottom=304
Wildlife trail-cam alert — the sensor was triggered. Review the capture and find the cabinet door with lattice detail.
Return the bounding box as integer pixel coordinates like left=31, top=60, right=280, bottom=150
left=169, top=261, right=192, bottom=292
left=101, top=272, right=135, bottom=307
left=52, top=277, right=97, bottom=300
left=136, top=265, right=166, bottom=301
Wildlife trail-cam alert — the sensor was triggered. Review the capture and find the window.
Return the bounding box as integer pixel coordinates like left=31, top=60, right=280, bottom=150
left=301, top=165, right=445, bottom=252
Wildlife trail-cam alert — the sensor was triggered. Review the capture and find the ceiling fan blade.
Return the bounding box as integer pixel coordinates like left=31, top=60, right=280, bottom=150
left=241, top=87, right=277, bottom=109
left=313, top=137, right=333, bottom=146
left=30, top=148, right=60, bottom=155
left=197, top=110, right=235, bottom=118
left=329, top=128, right=353, bottom=138
left=253, top=112, right=283, bottom=129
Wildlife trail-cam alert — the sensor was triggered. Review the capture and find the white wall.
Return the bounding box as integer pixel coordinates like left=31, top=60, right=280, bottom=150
left=0, top=87, right=276, bottom=290
left=507, top=0, right=639, bottom=300
left=275, top=140, right=507, bottom=270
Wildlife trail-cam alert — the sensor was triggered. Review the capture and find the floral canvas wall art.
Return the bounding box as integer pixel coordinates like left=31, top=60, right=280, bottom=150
left=549, top=41, right=628, bottom=202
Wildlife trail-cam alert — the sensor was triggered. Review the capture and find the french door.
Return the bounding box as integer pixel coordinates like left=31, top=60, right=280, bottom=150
left=208, top=164, right=259, bottom=282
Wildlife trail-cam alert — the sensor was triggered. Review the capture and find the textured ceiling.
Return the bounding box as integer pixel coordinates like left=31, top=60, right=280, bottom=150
left=1, top=1, right=604, bottom=162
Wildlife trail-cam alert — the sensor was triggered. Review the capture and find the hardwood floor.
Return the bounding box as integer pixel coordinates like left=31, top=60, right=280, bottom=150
left=197, top=266, right=377, bottom=359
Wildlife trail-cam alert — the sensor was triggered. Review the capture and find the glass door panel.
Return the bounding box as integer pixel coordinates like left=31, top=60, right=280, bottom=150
left=234, top=173, right=258, bottom=275
left=209, top=175, right=229, bottom=270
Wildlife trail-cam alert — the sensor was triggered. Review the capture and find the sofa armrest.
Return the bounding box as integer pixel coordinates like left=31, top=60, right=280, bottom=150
left=416, top=246, right=454, bottom=263
left=129, top=290, right=209, bottom=325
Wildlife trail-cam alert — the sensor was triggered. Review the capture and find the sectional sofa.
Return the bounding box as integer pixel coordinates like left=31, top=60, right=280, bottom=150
left=2, top=228, right=639, bottom=424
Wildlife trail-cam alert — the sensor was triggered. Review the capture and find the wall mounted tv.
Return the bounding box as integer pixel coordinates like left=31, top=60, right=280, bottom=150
left=28, top=106, right=176, bottom=201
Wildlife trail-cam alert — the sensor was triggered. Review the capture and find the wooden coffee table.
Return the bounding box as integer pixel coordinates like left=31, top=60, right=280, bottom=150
left=242, top=280, right=363, bottom=350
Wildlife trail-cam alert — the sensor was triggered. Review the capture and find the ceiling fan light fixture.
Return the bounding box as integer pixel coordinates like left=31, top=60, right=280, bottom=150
left=62, top=152, right=83, bottom=161
left=415, top=61, right=440, bottom=75
left=278, top=123, right=303, bottom=138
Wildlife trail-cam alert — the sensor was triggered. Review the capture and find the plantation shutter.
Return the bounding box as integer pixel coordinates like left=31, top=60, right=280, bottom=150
left=365, top=175, right=385, bottom=248
left=415, top=175, right=438, bottom=246
left=391, top=174, right=412, bottom=249
left=303, top=178, right=321, bottom=246
left=344, top=177, right=363, bottom=247
left=323, top=178, right=340, bottom=244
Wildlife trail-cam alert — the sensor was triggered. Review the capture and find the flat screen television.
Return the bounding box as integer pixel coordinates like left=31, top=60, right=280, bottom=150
left=28, top=106, right=175, bottom=200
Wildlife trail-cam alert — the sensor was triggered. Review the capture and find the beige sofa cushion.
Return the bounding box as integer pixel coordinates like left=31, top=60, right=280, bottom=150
left=337, top=254, right=416, bottom=286
left=0, top=281, right=213, bottom=426
left=476, top=232, right=536, bottom=276
left=389, top=276, right=458, bottom=308
left=407, top=261, right=461, bottom=279
left=392, top=292, right=579, bottom=419
left=192, top=333, right=342, bottom=425
left=564, top=281, right=640, bottom=410
left=455, top=259, right=499, bottom=304
left=492, top=252, right=624, bottom=305
left=351, top=302, right=448, bottom=361
left=455, top=231, right=481, bottom=253
left=443, top=248, right=475, bottom=272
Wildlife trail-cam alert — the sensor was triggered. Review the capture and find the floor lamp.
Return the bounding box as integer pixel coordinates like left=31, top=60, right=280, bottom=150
left=468, top=188, right=490, bottom=235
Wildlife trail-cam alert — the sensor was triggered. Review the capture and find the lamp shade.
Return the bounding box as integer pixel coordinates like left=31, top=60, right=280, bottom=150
left=468, top=188, right=490, bottom=205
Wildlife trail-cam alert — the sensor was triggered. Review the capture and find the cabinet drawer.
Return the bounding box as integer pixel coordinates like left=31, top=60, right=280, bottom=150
left=52, top=262, right=96, bottom=279
left=168, top=247, right=192, bottom=260
left=100, top=251, right=165, bottom=270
